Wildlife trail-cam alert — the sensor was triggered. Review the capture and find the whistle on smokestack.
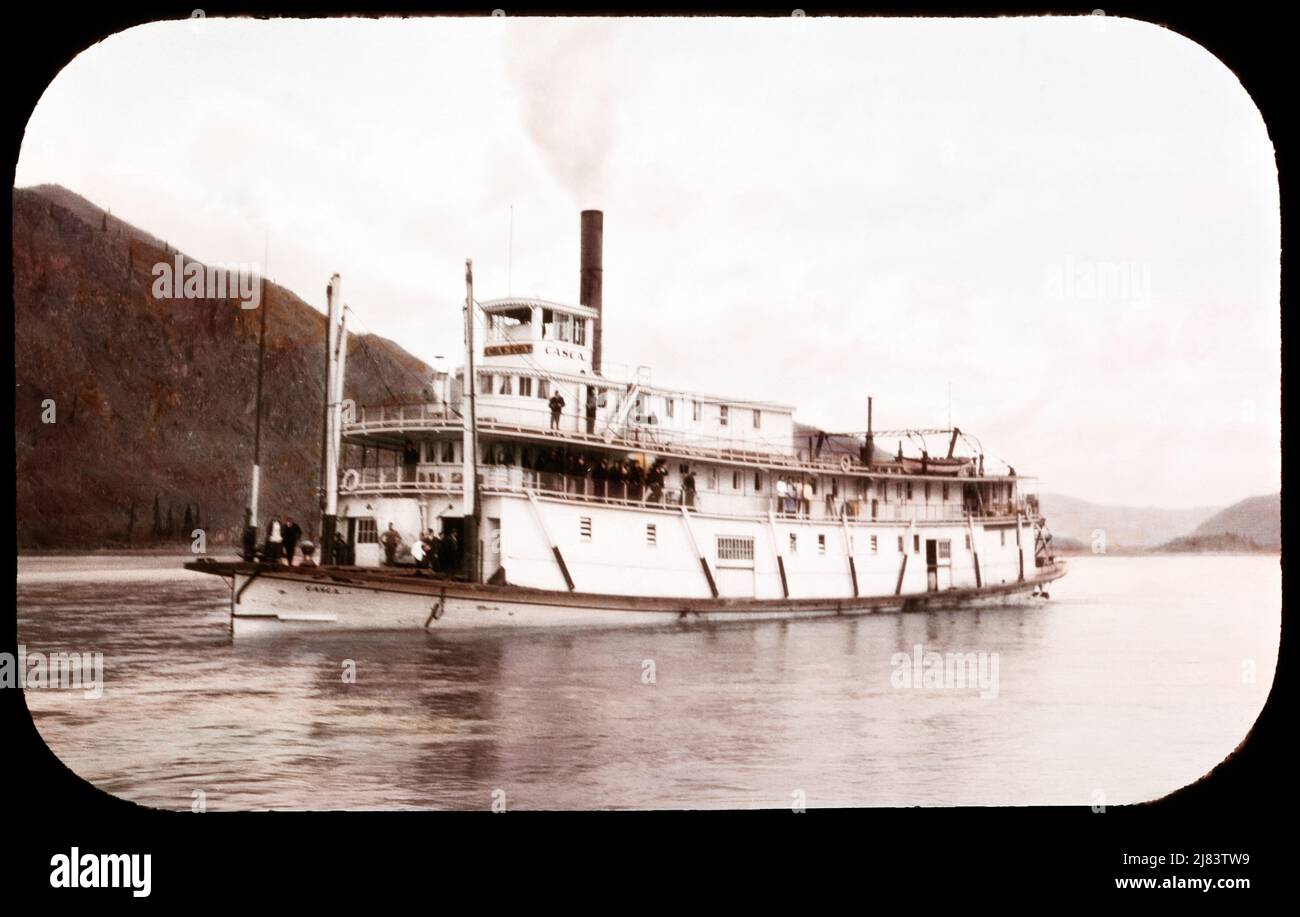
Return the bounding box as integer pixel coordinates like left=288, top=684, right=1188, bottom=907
left=580, top=210, right=604, bottom=374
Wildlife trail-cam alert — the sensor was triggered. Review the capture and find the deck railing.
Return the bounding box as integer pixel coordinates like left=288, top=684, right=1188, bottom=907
left=346, top=401, right=1014, bottom=482
left=343, top=465, right=1029, bottom=523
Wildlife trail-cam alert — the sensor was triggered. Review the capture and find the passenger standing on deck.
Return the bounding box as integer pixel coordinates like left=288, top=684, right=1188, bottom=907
left=428, top=531, right=443, bottom=573
left=801, top=478, right=814, bottom=518
left=282, top=516, right=302, bottom=566
left=380, top=522, right=401, bottom=566
left=333, top=531, right=350, bottom=565
left=447, top=529, right=462, bottom=573
left=403, top=439, right=420, bottom=482
left=548, top=391, right=566, bottom=430
left=776, top=477, right=789, bottom=516
left=266, top=516, right=283, bottom=564
left=683, top=468, right=697, bottom=509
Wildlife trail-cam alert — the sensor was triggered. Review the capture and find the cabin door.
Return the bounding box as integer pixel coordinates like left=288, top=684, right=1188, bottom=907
left=925, top=539, right=939, bottom=592
left=345, top=518, right=358, bottom=566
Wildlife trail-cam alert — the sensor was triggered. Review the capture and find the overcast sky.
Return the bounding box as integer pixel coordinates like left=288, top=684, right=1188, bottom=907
left=16, top=15, right=1279, bottom=508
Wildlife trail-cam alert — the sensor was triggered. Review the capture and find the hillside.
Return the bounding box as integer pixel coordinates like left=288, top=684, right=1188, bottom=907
left=1191, top=493, right=1280, bottom=549
left=14, top=185, right=432, bottom=548
left=1037, top=493, right=1220, bottom=550
left=1153, top=533, right=1269, bottom=554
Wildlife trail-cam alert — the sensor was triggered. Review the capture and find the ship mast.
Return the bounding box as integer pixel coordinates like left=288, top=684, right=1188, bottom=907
left=462, top=259, right=482, bottom=583
left=320, top=274, right=344, bottom=563
left=246, top=269, right=269, bottom=557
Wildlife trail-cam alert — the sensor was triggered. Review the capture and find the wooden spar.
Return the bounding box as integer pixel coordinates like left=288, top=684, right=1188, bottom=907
left=1016, top=513, right=1025, bottom=583
left=841, top=508, right=859, bottom=597
left=320, top=274, right=342, bottom=563
left=526, top=491, right=574, bottom=591
left=248, top=269, right=269, bottom=548
left=767, top=508, right=789, bottom=598
left=462, top=259, right=482, bottom=583
left=967, top=513, right=983, bottom=588
left=679, top=505, right=719, bottom=598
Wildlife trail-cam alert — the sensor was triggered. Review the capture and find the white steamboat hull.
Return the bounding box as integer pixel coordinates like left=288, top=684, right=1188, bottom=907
left=202, top=562, right=1066, bottom=636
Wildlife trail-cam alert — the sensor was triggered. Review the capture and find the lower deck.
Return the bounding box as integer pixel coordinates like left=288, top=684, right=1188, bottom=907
left=336, top=489, right=1052, bottom=602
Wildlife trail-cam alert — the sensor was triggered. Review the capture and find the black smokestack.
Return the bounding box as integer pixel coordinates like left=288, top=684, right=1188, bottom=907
left=580, top=210, right=603, bottom=374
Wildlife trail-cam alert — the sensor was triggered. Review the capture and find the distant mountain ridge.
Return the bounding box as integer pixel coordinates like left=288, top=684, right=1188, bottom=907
left=14, top=184, right=431, bottom=548
left=1041, top=491, right=1280, bottom=552
left=1190, top=494, right=1280, bottom=549
left=1038, top=492, right=1220, bottom=550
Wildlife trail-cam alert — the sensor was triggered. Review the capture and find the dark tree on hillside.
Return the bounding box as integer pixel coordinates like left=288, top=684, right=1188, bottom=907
left=183, top=504, right=193, bottom=532
left=125, top=501, right=137, bottom=543
left=166, top=505, right=175, bottom=537
left=152, top=493, right=162, bottom=536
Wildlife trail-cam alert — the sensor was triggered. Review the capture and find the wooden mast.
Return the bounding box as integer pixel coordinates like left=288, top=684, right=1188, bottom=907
left=462, top=259, right=482, bottom=583
left=246, top=269, right=269, bottom=558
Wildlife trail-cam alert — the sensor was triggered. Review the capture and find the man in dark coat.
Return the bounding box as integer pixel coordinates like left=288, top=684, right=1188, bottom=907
left=548, top=392, right=565, bottom=430
left=282, top=515, right=303, bottom=566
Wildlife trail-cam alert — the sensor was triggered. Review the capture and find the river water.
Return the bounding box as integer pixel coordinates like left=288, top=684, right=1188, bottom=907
left=15, top=553, right=1279, bottom=810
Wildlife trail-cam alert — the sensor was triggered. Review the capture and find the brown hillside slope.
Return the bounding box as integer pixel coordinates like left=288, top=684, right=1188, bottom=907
left=14, top=185, right=432, bottom=548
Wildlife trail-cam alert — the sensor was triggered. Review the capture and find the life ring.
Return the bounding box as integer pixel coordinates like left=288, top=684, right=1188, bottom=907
left=839, top=454, right=853, bottom=473
left=341, top=468, right=361, bottom=492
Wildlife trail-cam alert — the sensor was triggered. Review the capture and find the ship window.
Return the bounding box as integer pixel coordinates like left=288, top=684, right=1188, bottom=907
left=692, top=401, right=701, bottom=422
left=719, top=405, right=729, bottom=426
left=480, top=373, right=494, bottom=395
left=870, top=535, right=878, bottom=554
left=817, top=534, right=826, bottom=555
left=717, top=535, right=755, bottom=563
left=753, top=409, right=761, bottom=428
left=964, top=534, right=972, bottom=551
left=906, top=482, right=914, bottom=500
left=519, top=377, right=533, bottom=397
left=789, top=533, right=798, bottom=553
left=913, top=534, right=920, bottom=554
left=574, top=318, right=586, bottom=346
left=646, top=523, right=657, bottom=547
left=732, top=470, right=741, bottom=490
left=537, top=379, right=549, bottom=399
left=499, top=375, right=512, bottom=395
left=666, top=398, right=675, bottom=418
left=938, top=541, right=951, bottom=561
left=754, top=472, right=762, bottom=492
left=441, top=441, right=455, bottom=463
left=942, top=483, right=950, bottom=500
left=580, top=517, right=592, bottom=542
left=897, top=536, right=905, bottom=553
left=356, top=518, right=378, bottom=544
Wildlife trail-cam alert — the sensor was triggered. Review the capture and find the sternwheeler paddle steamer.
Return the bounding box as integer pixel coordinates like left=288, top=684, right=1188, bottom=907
left=187, top=210, right=1066, bottom=634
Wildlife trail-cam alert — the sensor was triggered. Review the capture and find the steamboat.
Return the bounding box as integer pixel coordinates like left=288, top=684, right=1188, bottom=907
left=187, top=210, right=1066, bottom=633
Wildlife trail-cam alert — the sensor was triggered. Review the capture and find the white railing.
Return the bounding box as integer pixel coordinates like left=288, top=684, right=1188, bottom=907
left=342, top=464, right=1031, bottom=523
